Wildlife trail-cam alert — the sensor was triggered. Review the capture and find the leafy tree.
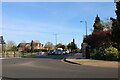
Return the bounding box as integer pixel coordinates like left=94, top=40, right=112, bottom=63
left=93, top=15, right=103, bottom=32
left=44, top=42, right=54, bottom=50
left=67, top=43, right=72, bottom=50
left=11, top=46, right=18, bottom=51
left=67, top=42, right=77, bottom=52
left=101, top=18, right=112, bottom=29
left=56, top=43, right=66, bottom=49
left=11, top=46, right=18, bottom=57
left=83, top=31, right=111, bottom=49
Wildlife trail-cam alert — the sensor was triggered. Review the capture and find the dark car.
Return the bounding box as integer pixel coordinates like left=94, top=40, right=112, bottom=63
left=48, top=50, right=56, bottom=55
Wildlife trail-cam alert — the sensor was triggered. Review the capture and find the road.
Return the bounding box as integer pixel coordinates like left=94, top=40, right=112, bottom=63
left=2, top=55, right=118, bottom=78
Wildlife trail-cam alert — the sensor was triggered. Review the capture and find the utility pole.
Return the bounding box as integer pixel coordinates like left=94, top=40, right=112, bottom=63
left=53, top=33, right=58, bottom=46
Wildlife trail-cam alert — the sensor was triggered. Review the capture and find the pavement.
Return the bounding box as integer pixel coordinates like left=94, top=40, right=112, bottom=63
left=0, top=57, right=21, bottom=59
left=64, top=53, right=118, bottom=68
left=65, top=59, right=118, bottom=68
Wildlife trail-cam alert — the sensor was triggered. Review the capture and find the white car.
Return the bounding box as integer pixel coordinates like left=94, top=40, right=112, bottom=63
left=62, top=49, right=69, bottom=54
left=55, top=50, right=63, bottom=55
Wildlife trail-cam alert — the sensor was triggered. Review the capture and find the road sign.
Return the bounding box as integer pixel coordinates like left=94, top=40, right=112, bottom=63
left=0, top=36, right=3, bottom=40
left=0, top=36, right=5, bottom=57
left=0, top=36, right=5, bottom=44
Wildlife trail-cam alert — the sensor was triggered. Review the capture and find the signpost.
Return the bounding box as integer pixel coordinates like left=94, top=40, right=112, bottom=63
left=82, top=43, right=87, bottom=57
left=0, top=36, right=5, bottom=58
left=82, top=42, right=90, bottom=59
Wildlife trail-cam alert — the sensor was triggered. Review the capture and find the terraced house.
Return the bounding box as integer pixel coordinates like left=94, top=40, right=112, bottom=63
left=18, top=40, right=44, bottom=52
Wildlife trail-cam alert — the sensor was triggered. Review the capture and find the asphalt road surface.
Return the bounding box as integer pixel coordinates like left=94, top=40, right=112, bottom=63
left=2, top=55, right=118, bottom=78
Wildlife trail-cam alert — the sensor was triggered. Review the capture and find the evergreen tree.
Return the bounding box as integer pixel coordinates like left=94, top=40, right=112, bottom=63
left=110, top=1, right=120, bottom=51
left=110, top=2, right=120, bottom=44
left=31, top=40, right=34, bottom=55
left=93, top=14, right=103, bottom=32
left=116, top=2, right=120, bottom=22
left=116, top=2, right=120, bottom=44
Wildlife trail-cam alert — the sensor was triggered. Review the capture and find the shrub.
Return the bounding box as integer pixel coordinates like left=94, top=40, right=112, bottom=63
left=90, top=48, right=105, bottom=60
left=104, top=47, right=119, bottom=60
left=40, top=49, right=47, bottom=52
left=34, top=49, right=41, bottom=52
left=90, top=47, right=119, bottom=61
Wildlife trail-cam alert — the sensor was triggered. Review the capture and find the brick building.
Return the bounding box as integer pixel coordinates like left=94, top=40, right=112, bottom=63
left=18, top=40, right=44, bottom=52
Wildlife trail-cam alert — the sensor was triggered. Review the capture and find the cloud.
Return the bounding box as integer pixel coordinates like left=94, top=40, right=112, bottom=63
left=3, top=20, right=85, bottom=37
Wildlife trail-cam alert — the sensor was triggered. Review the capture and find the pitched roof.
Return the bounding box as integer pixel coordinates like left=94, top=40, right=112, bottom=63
left=32, top=41, right=40, bottom=44
left=18, top=43, right=28, bottom=47
left=18, top=41, right=42, bottom=47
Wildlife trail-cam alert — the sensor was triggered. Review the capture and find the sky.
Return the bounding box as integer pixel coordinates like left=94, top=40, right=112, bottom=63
left=1, top=2, right=116, bottom=48
left=1, top=0, right=114, bottom=2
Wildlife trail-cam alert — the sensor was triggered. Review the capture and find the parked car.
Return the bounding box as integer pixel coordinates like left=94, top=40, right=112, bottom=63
left=48, top=50, right=56, bottom=55
left=62, top=49, right=69, bottom=54
left=38, top=51, right=45, bottom=55
left=77, top=50, right=82, bottom=53
left=48, top=49, right=69, bottom=55
left=55, top=50, right=63, bottom=55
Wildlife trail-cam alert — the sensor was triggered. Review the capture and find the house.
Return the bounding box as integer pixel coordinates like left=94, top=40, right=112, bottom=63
left=18, top=40, right=44, bottom=52
left=103, top=26, right=110, bottom=31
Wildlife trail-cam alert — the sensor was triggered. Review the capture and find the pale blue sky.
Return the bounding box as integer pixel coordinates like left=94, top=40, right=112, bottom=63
left=2, top=2, right=116, bottom=48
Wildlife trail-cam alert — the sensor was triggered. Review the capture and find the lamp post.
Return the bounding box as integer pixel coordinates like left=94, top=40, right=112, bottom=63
left=80, top=21, right=90, bottom=59
left=80, top=21, right=88, bottom=36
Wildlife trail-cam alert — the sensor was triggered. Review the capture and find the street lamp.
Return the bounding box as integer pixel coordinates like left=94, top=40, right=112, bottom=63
left=80, top=21, right=88, bottom=36
left=80, top=21, right=89, bottom=59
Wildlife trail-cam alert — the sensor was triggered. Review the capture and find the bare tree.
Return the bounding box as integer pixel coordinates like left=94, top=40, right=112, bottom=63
left=21, top=40, right=26, bottom=43
left=5, top=40, right=16, bottom=51
left=34, top=40, right=40, bottom=43
left=7, top=40, right=16, bottom=46
left=44, top=42, right=54, bottom=50
left=6, top=40, right=17, bottom=57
